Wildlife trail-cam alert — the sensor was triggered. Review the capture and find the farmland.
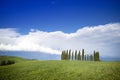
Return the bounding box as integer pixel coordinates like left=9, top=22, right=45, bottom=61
left=0, top=56, right=120, bottom=80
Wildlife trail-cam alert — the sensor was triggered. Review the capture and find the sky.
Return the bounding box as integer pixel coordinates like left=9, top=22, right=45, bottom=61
left=0, top=0, right=120, bottom=60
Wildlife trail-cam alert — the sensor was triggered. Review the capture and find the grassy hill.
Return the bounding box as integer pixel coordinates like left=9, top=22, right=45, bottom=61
left=0, top=56, right=28, bottom=63
left=0, top=56, right=120, bottom=80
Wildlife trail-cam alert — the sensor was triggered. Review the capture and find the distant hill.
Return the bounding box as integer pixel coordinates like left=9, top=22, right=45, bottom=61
left=0, top=51, right=60, bottom=60
left=0, top=56, right=30, bottom=63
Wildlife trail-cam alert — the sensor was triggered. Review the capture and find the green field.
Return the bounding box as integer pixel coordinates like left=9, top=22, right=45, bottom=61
left=0, top=56, right=120, bottom=80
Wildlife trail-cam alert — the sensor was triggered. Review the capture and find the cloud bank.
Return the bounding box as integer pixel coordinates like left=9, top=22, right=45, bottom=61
left=0, top=23, right=120, bottom=58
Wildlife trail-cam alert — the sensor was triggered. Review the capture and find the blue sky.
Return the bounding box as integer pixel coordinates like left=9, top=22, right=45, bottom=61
left=0, top=0, right=120, bottom=33
left=0, top=0, right=120, bottom=60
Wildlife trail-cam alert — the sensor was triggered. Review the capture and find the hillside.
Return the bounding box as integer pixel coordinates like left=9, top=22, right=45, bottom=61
left=0, top=56, right=31, bottom=63
left=0, top=56, right=120, bottom=80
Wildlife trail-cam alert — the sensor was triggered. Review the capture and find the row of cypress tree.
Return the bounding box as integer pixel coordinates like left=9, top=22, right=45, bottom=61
left=61, top=49, right=100, bottom=61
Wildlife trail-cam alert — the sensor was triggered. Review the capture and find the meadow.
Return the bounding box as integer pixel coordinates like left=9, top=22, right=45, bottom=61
left=0, top=56, right=120, bottom=80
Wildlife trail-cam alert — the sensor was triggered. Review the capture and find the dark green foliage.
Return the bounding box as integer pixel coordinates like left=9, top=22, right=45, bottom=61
left=79, top=51, right=81, bottom=60
left=61, top=50, right=66, bottom=60
left=72, top=51, right=74, bottom=60
left=93, top=50, right=96, bottom=61
left=94, top=51, right=100, bottom=61
left=61, top=51, right=63, bottom=60
left=61, top=51, right=64, bottom=60
left=82, top=49, right=84, bottom=61
left=61, top=50, right=70, bottom=60
left=77, top=51, right=81, bottom=60
left=75, top=50, right=77, bottom=60
left=0, top=60, right=6, bottom=66
left=94, top=51, right=97, bottom=61
left=7, top=60, right=15, bottom=65
left=63, top=51, right=66, bottom=60
left=0, top=60, right=15, bottom=66
left=96, top=52, right=100, bottom=61
left=65, top=50, right=69, bottom=60
left=69, top=50, right=71, bottom=60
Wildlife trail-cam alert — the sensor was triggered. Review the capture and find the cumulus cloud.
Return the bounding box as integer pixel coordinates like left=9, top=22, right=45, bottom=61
left=0, top=23, right=120, bottom=58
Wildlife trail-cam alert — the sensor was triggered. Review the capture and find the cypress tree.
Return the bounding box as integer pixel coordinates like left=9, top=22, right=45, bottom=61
left=61, top=50, right=65, bottom=60
left=69, top=49, right=71, bottom=60
left=94, top=50, right=97, bottom=61
left=78, top=50, right=80, bottom=60
left=94, top=51, right=100, bottom=61
left=61, top=51, right=63, bottom=60
left=75, top=50, right=77, bottom=60
left=84, top=54, right=86, bottom=61
left=98, top=52, right=100, bottom=61
left=82, top=49, right=84, bottom=61
left=66, top=50, right=69, bottom=60
left=96, top=52, right=100, bottom=61
left=64, top=50, right=66, bottom=60
left=62, top=50, right=64, bottom=60
left=80, top=51, right=81, bottom=61
left=72, top=51, right=74, bottom=60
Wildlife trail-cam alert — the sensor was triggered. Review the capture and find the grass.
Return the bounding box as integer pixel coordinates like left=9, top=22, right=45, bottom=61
left=0, top=56, right=120, bottom=80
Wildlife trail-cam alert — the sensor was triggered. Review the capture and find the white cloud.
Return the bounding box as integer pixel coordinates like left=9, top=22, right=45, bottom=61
left=0, top=23, right=120, bottom=58
left=0, top=28, right=20, bottom=38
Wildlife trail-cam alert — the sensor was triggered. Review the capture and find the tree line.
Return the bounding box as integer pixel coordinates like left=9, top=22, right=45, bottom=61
left=61, top=49, right=100, bottom=61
